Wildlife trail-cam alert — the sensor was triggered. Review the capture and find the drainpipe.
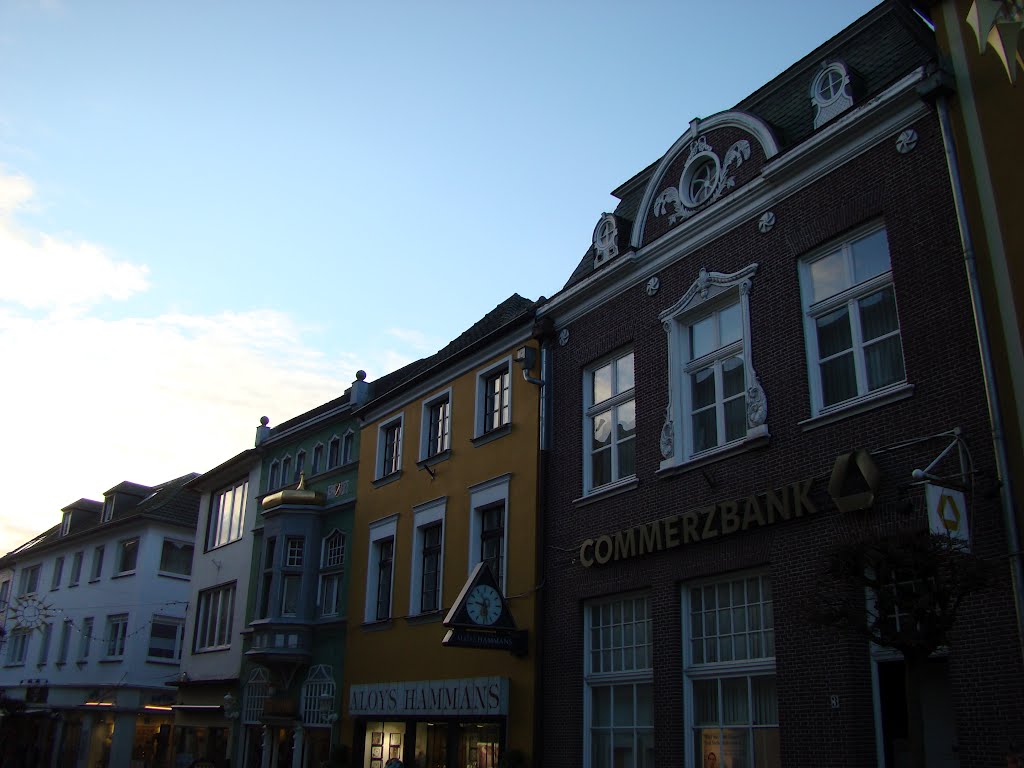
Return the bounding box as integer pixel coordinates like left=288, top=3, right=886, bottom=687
left=933, top=86, right=1024, bottom=662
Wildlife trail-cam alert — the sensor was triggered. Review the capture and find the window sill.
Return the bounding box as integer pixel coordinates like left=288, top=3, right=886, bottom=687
left=658, top=431, right=770, bottom=479
left=371, top=471, right=402, bottom=489
left=405, top=610, right=445, bottom=625
left=193, top=645, right=232, bottom=654
left=203, top=537, right=243, bottom=554
left=360, top=619, right=393, bottom=632
left=316, top=615, right=347, bottom=626
left=88, top=578, right=101, bottom=584
left=417, top=449, right=451, bottom=469
left=146, top=658, right=180, bottom=666
left=573, top=476, right=639, bottom=507
left=471, top=423, right=512, bottom=447
left=99, top=658, right=123, bottom=664
left=800, top=383, right=914, bottom=431
left=112, top=571, right=136, bottom=580
left=68, top=583, right=79, bottom=588
left=157, top=571, right=191, bottom=581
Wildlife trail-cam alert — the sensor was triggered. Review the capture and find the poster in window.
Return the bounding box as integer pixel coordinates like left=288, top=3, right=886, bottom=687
left=701, top=729, right=746, bottom=768
left=371, top=746, right=383, bottom=759
left=389, top=745, right=402, bottom=760
left=390, top=733, right=402, bottom=747
left=370, top=760, right=382, bottom=768
left=372, top=732, right=384, bottom=746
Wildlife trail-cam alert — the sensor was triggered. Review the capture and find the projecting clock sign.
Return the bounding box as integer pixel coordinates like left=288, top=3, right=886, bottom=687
left=442, top=562, right=527, bottom=656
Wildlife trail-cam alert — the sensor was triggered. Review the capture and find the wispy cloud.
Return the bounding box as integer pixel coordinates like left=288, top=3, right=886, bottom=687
left=386, top=326, right=440, bottom=353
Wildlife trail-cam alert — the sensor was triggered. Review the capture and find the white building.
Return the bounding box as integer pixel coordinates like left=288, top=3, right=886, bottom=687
left=0, top=474, right=199, bottom=768
left=171, top=447, right=261, bottom=768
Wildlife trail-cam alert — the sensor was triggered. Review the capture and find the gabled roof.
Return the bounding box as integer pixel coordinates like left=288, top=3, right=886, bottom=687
left=0, top=472, right=201, bottom=564
left=358, top=294, right=538, bottom=414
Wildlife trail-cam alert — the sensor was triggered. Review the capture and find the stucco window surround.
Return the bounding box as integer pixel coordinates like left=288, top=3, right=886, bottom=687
left=659, top=263, right=768, bottom=471
left=364, top=514, right=398, bottom=624
left=420, top=387, right=453, bottom=464
left=583, top=349, right=637, bottom=496
left=467, top=475, right=510, bottom=592
left=409, top=497, right=446, bottom=616
left=473, top=357, right=513, bottom=444
left=374, top=414, right=404, bottom=484
left=319, top=529, right=346, bottom=619
left=810, top=61, right=854, bottom=129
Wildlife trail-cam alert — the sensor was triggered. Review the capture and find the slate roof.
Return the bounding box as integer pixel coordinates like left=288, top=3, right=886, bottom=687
left=0, top=472, right=201, bottom=564
left=358, top=293, right=538, bottom=414
left=560, top=0, right=935, bottom=293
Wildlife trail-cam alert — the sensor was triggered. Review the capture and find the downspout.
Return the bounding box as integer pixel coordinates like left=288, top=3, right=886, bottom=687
left=933, top=85, right=1024, bottom=661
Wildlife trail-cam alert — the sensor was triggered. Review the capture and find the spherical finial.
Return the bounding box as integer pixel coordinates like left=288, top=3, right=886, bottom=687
left=260, top=416, right=269, bottom=426
left=356, top=370, right=366, bottom=381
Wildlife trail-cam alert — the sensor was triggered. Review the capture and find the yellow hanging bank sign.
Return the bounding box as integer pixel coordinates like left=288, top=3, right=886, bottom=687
left=926, top=483, right=970, bottom=549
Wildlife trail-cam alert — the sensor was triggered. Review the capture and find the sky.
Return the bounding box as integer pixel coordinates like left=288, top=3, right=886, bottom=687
left=0, top=0, right=882, bottom=556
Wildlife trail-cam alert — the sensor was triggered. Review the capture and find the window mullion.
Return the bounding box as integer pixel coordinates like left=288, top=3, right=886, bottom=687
left=849, top=295, right=869, bottom=395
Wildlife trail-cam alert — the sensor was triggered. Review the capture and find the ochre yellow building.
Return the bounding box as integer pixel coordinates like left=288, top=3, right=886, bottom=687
left=343, top=295, right=542, bottom=768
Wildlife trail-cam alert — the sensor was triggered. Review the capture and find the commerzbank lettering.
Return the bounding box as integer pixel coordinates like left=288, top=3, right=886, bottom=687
left=578, top=479, right=817, bottom=568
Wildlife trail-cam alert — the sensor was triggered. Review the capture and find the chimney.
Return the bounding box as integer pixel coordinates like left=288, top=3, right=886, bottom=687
left=351, top=370, right=369, bottom=406
left=255, top=416, right=272, bottom=446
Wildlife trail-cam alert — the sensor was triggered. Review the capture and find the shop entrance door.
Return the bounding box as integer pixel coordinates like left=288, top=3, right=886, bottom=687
left=455, top=723, right=500, bottom=768
left=877, top=658, right=959, bottom=768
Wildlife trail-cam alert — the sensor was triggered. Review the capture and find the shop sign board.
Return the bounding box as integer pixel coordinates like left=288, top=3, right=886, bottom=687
left=348, top=676, right=508, bottom=717
left=926, top=483, right=970, bottom=549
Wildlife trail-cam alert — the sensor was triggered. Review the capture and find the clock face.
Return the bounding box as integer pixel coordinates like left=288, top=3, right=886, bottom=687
left=466, top=584, right=502, bottom=626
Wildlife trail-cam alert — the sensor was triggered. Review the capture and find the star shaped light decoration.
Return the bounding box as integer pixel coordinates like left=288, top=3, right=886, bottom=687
left=9, top=594, right=57, bottom=632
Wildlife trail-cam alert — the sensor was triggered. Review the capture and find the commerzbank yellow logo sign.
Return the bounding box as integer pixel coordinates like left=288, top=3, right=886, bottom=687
left=926, top=484, right=971, bottom=547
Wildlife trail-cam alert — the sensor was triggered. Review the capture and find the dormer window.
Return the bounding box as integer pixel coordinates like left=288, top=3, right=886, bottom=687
left=61, top=511, right=72, bottom=537
left=101, top=498, right=114, bottom=523
left=592, top=213, right=620, bottom=268
left=811, top=61, right=853, bottom=129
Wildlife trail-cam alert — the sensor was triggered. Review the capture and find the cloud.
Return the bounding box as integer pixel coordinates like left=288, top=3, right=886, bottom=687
left=386, top=326, right=441, bottom=353
left=0, top=169, right=150, bottom=311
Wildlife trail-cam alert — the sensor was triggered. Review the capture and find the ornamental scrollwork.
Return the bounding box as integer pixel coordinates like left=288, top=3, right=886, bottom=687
left=653, top=138, right=752, bottom=225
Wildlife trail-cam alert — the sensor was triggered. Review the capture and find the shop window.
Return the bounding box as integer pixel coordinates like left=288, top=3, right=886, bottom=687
left=243, top=667, right=270, bottom=724
left=660, top=264, right=767, bottom=469
left=584, top=594, right=654, bottom=768
left=301, top=664, right=337, bottom=727
left=799, top=225, right=907, bottom=417
left=583, top=350, right=636, bottom=493
left=683, top=573, right=779, bottom=768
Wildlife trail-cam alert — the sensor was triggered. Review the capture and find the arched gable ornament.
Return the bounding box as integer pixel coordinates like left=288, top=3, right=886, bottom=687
left=593, top=213, right=620, bottom=268
left=633, top=111, right=779, bottom=248
left=811, top=61, right=854, bottom=129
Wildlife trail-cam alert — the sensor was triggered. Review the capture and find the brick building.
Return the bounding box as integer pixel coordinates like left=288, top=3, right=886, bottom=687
left=536, top=3, right=1024, bottom=768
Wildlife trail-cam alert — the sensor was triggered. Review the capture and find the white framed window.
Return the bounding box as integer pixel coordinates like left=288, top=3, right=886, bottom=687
left=468, top=475, right=510, bottom=591
left=90, top=546, right=105, bottom=581
left=148, top=616, right=185, bottom=661
left=57, top=620, right=72, bottom=664
left=6, top=629, right=29, bottom=666
left=36, top=622, right=52, bottom=666
left=476, top=360, right=512, bottom=437
left=60, top=511, right=72, bottom=536
left=51, top=557, right=64, bottom=590
left=319, top=530, right=346, bottom=618
left=268, top=461, right=280, bottom=490
left=375, top=415, right=404, bottom=479
left=105, top=614, right=129, bottom=658
left=328, top=436, right=341, bottom=469
left=207, top=478, right=248, bottom=550
left=365, top=515, right=398, bottom=623
left=810, top=61, right=853, bottom=128
left=281, top=574, right=302, bottom=617
left=409, top=498, right=446, bottom=615
left=195, top=583, right=236, bottom=651
left=160, top=539, right=194, bottom=576
left=420, top=389, right=452, bottom=460
left=243, top=667, right=269, bottom=724
left=301, top=664, right=337, bottom=727
left=257, top=538, right=276, bottom=620
left=19, top=564, right=40, bottom=596
left=799, top=225, right=906, bottom=416
left=661, top=264, right=767, bottom=469
left=312, top=443, right=324, bottom=474
left=79, top=617, right=93, bottom=661
left=69, top=552, right=83, bottom=586
left=584, top=594, right=654, bottom=768
left=286, top=537, right=305, bottom=567
left=683, top=573, right=778, bottom=768
left=584, top=350, right=637, bottom=493
left=116, top=537, right=139, bottom=575
left=101, top=497, right=114, bottom=523
left=342, top=431, right=355, bottom=464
